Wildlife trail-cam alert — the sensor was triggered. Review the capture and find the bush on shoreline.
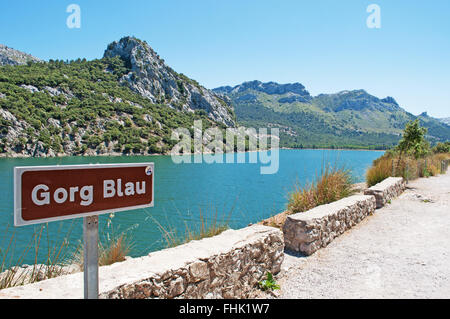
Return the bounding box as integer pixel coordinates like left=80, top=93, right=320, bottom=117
left=366, top=152, right=450, bottom=187
left=287, top=165, right=354, bottom=214
left=366, top=119, right=450, bottom=187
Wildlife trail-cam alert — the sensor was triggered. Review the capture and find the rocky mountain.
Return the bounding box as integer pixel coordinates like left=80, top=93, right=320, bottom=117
left=214, top=81, right=450, bottom=149
left=104, top=37, right=235, bottom=127
left=0, top=37, right=236, bottom=157
left=0, top=44, right=41, bottom=66
left=439, top=117, right=450, bottom=126
left=1, top=38, right=447, bottom=157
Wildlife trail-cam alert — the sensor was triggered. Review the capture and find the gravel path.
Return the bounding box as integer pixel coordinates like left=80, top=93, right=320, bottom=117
left=271, top=171, right=450, bottom=299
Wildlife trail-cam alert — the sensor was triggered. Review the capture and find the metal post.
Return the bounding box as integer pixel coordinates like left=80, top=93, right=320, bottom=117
left=83, top=215, right=99, bottom=299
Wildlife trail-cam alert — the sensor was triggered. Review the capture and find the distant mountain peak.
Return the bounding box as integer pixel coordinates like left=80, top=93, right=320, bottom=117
left=0, top=44, right=41, bottom=66
left=104, top=36, right=236, bottom=127
left=213, top=80, right=312, bottom=101
left=439, top=117, right=450, bottom=126
left=380, top=96, right=399, bottom=106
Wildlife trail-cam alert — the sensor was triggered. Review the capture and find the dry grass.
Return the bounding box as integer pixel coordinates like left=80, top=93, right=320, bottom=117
left=70, top=214, right=134, bottom=268
left=99, top=233, right=132, bottom=266
left=366, top=156, right=392, bottom=187
left=151, top=206, right=233, bottom=248
left=1, top=222, right=74, bottom=289
left=366, top=152, right=450, bottom=187
left=287, top=165, right=354, bottom=214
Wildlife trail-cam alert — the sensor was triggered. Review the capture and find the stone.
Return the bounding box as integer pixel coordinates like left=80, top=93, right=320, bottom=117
left=188, top=261, right=209, bottom=283
left=103, top=36, right=236, bottom=127
left=0, top=225, right=284, bottom=299
left=364, top=177, right=405, bottom=208
left=283, top=195, right=376, bottom=255
left=168, top=277, right=185, bottom=298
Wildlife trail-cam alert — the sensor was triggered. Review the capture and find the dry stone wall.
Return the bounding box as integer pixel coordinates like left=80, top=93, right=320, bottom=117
left=0, top=225, right=284, bottom=299
left=283, top=195, right=376, bottom=255
left=364, top=177, right=406, bottom=208
left=0, top=177, right=409, bottom=299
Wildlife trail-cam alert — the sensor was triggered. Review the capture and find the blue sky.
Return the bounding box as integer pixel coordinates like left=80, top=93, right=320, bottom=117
left=1, top=0, right=449, bottom=118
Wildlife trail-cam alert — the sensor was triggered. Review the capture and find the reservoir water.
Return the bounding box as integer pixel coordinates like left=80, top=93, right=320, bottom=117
left=0, top=149, right=383, bottom=266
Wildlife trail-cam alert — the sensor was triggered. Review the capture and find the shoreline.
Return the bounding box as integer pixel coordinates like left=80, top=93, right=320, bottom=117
left=0, top=147, right=386, bottom=160
left=280, top=147, right=386, bottom=152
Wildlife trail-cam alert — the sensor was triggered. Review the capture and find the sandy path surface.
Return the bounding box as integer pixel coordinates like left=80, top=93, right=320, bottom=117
left=270, top=171, right=450, bottom=299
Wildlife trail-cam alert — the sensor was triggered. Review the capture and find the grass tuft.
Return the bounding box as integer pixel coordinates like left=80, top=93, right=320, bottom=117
left=366, top=152, right=450, bottom=187
left=287, top=164, right=354, bottom=214
left=71, top=214, right=134, bottom=268
left=150, top=205, right=233, bottom=249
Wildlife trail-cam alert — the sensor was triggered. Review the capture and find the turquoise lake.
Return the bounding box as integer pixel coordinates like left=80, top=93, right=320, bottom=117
left=0, top=149, right=383, bottom=266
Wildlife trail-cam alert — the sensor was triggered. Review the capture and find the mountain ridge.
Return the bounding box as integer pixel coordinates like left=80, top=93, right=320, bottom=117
left=104, top=37, right=235, bottom=127
left=0, top=40, right=448, bottom=157
left=0, top=44, right=41, bottom=66
left=0, top=37, right=235, bottom=157
left=214, top=80, right=450, bottom=148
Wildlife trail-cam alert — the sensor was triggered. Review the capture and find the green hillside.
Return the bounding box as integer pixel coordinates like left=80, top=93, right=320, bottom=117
left=0, top=37, right=235, bottom=157
left=214, top=81, right=450, bottom=149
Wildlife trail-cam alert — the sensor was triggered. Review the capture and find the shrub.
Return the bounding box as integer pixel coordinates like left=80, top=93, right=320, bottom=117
left=366, top=151, right=450, bottom=186
left=432, top=142, right=450, bottom=154
left=366, top=156, right=392, bottom=187
left=396, top=119, right=430, bottom=159
left=287, top=165, right=354, bottom=214
left=98, top=233, right=132, bottom=266
left=258, top=272, right=280, bottom=291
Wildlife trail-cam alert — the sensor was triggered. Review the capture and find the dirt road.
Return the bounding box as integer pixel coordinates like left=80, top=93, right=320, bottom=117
left=274, top=171, right=450, bottom=299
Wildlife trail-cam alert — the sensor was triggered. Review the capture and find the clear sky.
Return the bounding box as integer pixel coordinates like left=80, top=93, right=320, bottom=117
left=1, top=0, right=449, bottom=118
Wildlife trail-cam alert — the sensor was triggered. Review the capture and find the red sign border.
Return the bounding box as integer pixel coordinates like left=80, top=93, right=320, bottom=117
left=14, top=162, right=154, bottom=227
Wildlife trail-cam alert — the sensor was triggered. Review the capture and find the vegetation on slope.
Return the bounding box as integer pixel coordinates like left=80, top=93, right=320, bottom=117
left=0, top=57, right=220, bottom=156
left=215, top=81, right=450, bottom=149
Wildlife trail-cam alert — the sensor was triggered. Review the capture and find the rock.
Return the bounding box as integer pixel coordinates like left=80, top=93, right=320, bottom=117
left=214, top=80, right=311, bottom=99
left=103, top=36, right=236, bottom=127
left=43, top=86, right=62, bottom=97
left=188, top=261, right=209, bottom=283
left=278, top=94, right=310, bottom=104
left=0, top=44, right=41, bottom=66
left=283, top=195, right=376, bottom=255
left=168, top=277, right=185, bottom=298
left=48, top=118, right=61, bottom=128
left=0, top=225, right=284, bottom=299
left=364, top=177, right=406, bottom=208
left=20, top=84, right=40, bottom=93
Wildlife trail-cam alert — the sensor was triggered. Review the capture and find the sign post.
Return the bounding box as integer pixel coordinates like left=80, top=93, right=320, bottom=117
left=83, top=215, right=99, bottom=299
left=14, top=163, right=154, bottom=299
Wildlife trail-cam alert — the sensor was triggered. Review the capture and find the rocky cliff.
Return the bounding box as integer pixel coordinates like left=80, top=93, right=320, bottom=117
left=0, top=44, right=41, bottom=66
left=0, top=37, right=236, bottom=158
left=104, top=37, right=235, bottom=127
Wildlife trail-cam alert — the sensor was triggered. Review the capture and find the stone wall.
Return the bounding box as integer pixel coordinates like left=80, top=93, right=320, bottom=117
left=283, top=195, right=376, bottom=255
left=364, top=177, right=406, bottom=208
left=0, top=225, right=284, bottom=299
